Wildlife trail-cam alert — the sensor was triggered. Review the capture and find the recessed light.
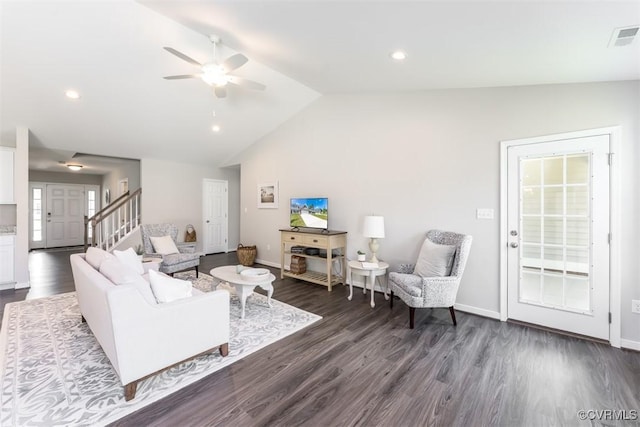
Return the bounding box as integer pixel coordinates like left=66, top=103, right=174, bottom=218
left=390, top=50, right=407, bottom=61
left=212, top=125, right=221, bottom=133
left=65, top=90, right=80, bottom=99
left=66, top=164, right=83, bottom=171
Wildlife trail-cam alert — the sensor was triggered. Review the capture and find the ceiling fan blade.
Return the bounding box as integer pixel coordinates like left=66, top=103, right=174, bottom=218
left=227, top=76, right=266, bottom=91
left=163, top=47, right=202, bottom=67
left=214, top=86, right=227, bottom=98
left=221, top=54, right=248, bottom=73
left=163, top=74, right=200, bottom=80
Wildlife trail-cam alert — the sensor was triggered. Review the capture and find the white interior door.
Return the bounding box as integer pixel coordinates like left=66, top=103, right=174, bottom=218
left=507, top=134, right=610, bottom=340
left=46, top=184, right=85, bottom=247
left=202, top=179, right=228, bottom=254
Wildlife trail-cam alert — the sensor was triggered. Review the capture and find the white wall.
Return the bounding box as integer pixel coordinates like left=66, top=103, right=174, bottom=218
left=234, top=80, right=640, bottom=343
left=29, top=170, right=103, bottom=186
left=102, top=160, right=141, bottom=203
left=140, top=158, right=240, bottom=251
left=14, top=127, right=29, bottom=288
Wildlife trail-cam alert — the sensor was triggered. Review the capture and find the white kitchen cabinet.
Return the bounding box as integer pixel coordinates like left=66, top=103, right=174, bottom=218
left=0, top=147, right=15, bottom=203
left=0, top=235, right=15, bottom=284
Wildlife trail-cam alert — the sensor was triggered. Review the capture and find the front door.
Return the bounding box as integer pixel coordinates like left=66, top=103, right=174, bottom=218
left=46, top=184, right=85, bottom=247
left=507, top=134, right=610, bottom=340
left=202, top=179, right=228, bottom=254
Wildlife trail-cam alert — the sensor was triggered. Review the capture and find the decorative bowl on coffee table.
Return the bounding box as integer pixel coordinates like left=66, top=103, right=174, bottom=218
left=240, top=268, right=270, bottom=281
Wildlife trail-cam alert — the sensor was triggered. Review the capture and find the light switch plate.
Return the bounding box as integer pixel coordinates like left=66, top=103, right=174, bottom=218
left=476, top=208, right=494, bottom=220
left=632, top=300, right=640, bottom=314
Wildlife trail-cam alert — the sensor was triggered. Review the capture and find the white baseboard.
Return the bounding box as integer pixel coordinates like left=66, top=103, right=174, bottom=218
left=254, top=258, right=280, bottom=269
left=454, top=303, right=501, bottom=320
left=15, top=281, right=30, bottom=289
left=620, top=339, right=640, bottom=351
left=0, top=282, right=15, bottom=291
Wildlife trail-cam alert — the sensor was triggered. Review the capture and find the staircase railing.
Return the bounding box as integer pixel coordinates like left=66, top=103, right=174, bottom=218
left=84, top=188, right=142, bottom=251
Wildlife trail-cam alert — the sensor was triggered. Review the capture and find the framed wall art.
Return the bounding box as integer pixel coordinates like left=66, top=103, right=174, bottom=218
left=257, top=181, right=279, bottom=209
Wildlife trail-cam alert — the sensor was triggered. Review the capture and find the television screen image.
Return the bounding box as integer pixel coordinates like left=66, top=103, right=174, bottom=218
left=290, top=197, right=328, bottom=229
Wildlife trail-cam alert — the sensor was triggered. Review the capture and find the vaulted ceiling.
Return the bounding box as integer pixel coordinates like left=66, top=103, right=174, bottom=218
left=1, top=1, right=638, bottom=173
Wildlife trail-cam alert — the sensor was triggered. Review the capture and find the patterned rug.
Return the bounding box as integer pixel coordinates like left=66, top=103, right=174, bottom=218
left=0, top=272, right=321, bottom=426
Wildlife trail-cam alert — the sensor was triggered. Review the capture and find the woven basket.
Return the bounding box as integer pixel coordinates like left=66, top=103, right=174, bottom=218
left=237, top=244, right=257, bottom=266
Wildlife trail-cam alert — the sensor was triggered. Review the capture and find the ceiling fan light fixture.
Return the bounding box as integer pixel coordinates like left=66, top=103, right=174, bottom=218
left=66, top=164, right=83, bottom=171
left=201, top=64, right=229, bottom=87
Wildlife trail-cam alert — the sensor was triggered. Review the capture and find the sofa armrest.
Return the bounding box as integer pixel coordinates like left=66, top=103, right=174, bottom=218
left=106, top=287, right=230, bottom=385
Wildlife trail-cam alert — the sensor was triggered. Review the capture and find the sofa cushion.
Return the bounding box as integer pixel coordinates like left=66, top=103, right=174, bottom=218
left=100, top=259, right=157, bottom=305
left=114, top=247, right=144, bottom=275
left=149, top=235, right=180, bottom=255
left=86, top=247, right=116, bottom=270
left=149, top=269, right=192, bottom=303
left=413, top=239, right=456, bottom=277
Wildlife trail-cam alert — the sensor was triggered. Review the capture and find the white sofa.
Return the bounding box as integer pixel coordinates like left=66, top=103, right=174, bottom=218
left=70, top=248, right=230, bottom=401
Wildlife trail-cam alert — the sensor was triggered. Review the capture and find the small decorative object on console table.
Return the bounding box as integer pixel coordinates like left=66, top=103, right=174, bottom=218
left=347, top=260, right=389, bottom=308
left=362, top=215, right=385, bottom=263
left=357, top=250, right=366, bottom=261
left=280, top=229, right=347, bottom=291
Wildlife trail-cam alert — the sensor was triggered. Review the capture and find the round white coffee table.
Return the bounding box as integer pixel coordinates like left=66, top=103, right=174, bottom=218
left=210, top=266, right=275, bottom=319
left=347, top=260, right=389, bottom=308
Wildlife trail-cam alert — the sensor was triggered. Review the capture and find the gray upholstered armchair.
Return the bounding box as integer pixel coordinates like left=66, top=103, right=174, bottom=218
left=389, top=230, right=472, bottom=329
left=140, top=223, right=203, bottom=277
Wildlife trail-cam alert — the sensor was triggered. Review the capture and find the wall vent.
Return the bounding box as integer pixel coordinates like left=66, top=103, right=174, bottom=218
left=609, top=26, right=639, bottom=47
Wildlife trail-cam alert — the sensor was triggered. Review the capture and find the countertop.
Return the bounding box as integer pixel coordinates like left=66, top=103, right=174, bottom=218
left=0, top=225, right=16, bottom=235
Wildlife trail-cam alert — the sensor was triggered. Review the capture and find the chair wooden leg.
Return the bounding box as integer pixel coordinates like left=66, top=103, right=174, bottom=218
left=124, top=381, right=138, bottom=401
left=219, top=342, right=229, bottom=357
left=390, top=291, right=394, bottom=309
left=409, top=307, right=415, bottom=329
left=449, top=306, right=457, bottom=326
left=195, top=266, right=199, bottom=278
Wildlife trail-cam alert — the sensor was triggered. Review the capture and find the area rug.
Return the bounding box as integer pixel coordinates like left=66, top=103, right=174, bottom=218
left=0, top=272, right=321, bottom=426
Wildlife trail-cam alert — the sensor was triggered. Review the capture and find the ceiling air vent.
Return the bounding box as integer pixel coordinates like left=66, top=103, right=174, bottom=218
left=609, top=26, right=639, bottom=47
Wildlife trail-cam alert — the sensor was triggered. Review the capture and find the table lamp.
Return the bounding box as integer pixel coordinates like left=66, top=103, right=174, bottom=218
left=363, top=215, right=385, bottom=263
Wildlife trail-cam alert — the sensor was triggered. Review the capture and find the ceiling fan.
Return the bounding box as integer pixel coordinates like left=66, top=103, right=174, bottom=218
left=163, top=35, right=266, bottom=98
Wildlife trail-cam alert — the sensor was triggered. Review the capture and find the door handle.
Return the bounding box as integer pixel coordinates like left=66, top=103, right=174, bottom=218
left=510, top=242, right=519, bottom=248
left=206, top=220, right=210, bottom=223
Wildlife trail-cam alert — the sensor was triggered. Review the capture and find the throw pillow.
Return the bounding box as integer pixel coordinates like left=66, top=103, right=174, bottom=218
left=148, top=269, right=193, bottom=303
left=413, top=239, right=457, bottom=277
left=85, top=246, right=116, bottom=270
left=113, top=247, right=144, bottom=275
left=99, top=258, right=157, bottom=305
left=149, top=235, right=180, bottom=255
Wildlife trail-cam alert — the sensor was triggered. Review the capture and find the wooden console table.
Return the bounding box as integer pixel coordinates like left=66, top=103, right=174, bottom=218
left=280, top=229, right=347, bottom=291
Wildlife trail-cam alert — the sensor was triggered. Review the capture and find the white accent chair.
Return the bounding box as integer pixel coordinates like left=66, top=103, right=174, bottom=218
left=389, top=230, right=472, bottom=328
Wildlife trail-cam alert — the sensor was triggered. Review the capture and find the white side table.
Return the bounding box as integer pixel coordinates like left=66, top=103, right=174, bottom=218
left=142, top=258, right=162, bottom=273
left=347, top=260, right=389, bottom=308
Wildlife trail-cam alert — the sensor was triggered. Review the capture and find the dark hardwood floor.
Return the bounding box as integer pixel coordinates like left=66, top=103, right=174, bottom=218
left=1, top=249, right=639, bottom=426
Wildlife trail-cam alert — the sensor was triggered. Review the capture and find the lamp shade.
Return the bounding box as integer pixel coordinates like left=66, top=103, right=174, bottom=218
left=362, top=216, right=385, bottom=239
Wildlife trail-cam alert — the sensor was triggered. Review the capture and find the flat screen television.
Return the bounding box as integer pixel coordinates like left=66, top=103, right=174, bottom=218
left=290, top=197, right=328, bottom=230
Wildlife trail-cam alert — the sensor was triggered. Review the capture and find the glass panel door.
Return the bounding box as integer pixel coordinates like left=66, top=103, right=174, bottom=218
left=506, top=133, right=610, bottom=340
left=520, top=154, right=591, bottom=312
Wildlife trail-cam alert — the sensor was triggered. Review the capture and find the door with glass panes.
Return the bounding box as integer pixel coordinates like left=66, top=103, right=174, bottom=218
left=507, top=135, right=610, bottom=340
